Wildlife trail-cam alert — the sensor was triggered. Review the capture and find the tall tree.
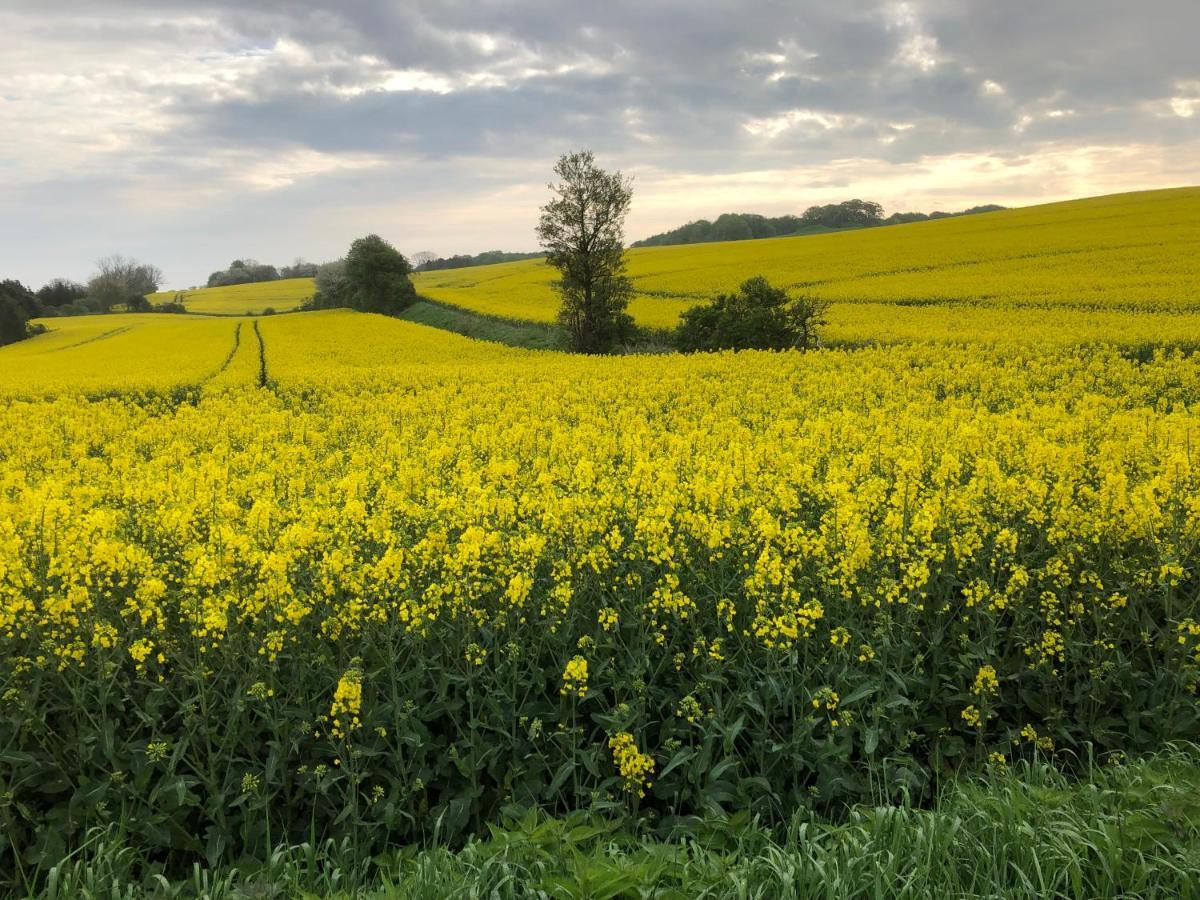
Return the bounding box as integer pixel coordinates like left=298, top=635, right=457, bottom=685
left=536, top=150, right=634, bottom=354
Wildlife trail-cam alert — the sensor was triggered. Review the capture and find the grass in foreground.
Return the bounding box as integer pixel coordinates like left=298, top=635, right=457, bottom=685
left=36, top=748, right=1200, bottom=899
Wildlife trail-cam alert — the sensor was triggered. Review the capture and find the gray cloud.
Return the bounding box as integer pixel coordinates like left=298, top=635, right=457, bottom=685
left=0, top=0, right=1197, bottom=288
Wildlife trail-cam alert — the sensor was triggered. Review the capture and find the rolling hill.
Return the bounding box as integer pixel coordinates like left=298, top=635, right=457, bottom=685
left=412, top=187, right=1200, bottom=339
left=148, top=277, right=316, bottom=315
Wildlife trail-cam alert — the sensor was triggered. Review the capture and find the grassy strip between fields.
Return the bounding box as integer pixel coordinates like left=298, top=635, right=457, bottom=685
left=403, top=296, right=677, bottom=354
left=36, top=747, right=1200, bottom=900
left=401, top=298, right=565, bottom=350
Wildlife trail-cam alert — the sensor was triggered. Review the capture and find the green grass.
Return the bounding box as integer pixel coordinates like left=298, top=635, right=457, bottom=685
left=32, top=747, right=1200, bottom=899
left=400, top=298, right=564, bottom=349
left=401, top=298, right=674, bottom=353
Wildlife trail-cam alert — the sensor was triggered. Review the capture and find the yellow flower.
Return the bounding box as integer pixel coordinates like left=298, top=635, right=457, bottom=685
left=561, top=655, right=589, bottom=699
left=464, top=643, right=486, bottom=666
left=330, top=668, right=363, bottom=739
left=972, top=665, right=999, bottom=696
left=609, top=732, right=655, bottom=798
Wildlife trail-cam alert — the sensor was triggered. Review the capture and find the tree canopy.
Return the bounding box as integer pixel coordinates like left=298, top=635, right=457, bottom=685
left=537, top=150, right=635, bottom=354
left=632, top=201, right=1005, bottom=248
left=308, top=235, right=416, bottom=314
left=414, top=250, right=544, bottom=272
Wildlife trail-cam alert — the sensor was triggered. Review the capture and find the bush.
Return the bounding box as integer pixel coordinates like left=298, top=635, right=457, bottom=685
left=344, top=234, right=417, bottom=314
left=675, top=276, right=831, bottom=352
left=308, top=238, right=417, bottom=314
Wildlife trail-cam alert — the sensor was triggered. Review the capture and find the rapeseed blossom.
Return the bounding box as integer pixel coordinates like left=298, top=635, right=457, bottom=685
left=561, top=656, right=589, bottom=698
left=330, top=668, right=363, bottom=740
left=609, top=732, right=655, bottom=798
left=3, top=307, right=1200, bottom=854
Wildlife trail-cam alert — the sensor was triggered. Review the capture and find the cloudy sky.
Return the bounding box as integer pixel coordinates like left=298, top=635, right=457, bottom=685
left=1, top=0, right=1197, bottom=289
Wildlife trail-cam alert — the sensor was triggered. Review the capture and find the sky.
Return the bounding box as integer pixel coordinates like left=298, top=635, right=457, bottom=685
left=1, top=1, right=1197, bottom=290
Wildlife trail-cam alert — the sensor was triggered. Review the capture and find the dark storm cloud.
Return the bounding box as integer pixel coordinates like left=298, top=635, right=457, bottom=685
left=0, top=0, right=1197, bottom=287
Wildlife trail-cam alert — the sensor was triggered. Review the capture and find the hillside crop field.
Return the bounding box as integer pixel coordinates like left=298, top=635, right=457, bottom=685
left=1, top=314, right=246, bottom=397
left=2, top=301, right=1200, bottom=888
left=148, top=276, right=316, bottom=315
left=413, top=187, right=1200, bottom=339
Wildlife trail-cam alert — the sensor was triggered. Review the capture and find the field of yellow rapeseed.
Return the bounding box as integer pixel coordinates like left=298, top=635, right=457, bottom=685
left=413, top=187, right=1200, bottom=332
left=148, top=277, right=316, bottom=315
left=1, top=308, right=1198, bottom=871
left=1, top=313, right=243, bottom=397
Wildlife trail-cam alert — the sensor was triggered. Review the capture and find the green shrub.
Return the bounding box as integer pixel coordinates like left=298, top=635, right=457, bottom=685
left=675, top=276, right=830, bottom=352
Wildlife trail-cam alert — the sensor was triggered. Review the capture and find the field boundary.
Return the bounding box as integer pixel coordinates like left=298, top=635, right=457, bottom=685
left=403, top=296, right=674, bottom=353
left=402, top=296, right=564, bottom=349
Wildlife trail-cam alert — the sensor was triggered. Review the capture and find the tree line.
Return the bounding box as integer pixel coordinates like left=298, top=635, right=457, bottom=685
left=0, top=255, right=173, bottom=347
left=206, top=258, right=320, bottom=288
left=631, top=200, right=1005, bottom=247
left=411, top=250, right=544, bottom=273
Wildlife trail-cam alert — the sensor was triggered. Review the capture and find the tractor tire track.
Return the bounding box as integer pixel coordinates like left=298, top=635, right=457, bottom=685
left=252, top=320, right=269, bottom=388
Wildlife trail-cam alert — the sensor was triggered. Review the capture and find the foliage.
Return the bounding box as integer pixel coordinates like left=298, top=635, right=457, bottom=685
left=0, top=280, right=39, bottom=345
left=308, top=259, right=351, bottom=309
left=2, top=309, right=1200, bottom=887
left=280, top=259, right=321, bottom=280
left=310, top=238, right=417, bottom=314
left=24, top=750, right=1200, bottom=897
left=205, top=259, right=317, bottom=288
left=1, top=279, right=43, bottom=319
left=87, top=255, right=163, bottom=313
left=633, top=212, right=810, bottom=247
left=414, top=186, right=1200, bottom=329
left=675, top=276, right=830, bottom=352
left=206, top=259, right=279, bottom=288
left=801, top=199, right=884, bottom=228
left=632, top=202, right=1005, bottom=248
left=343, top=235, right=417, bottom=314
left=35, top=279, right=88, bottom=309
left=537, top=150, right=635, bottom=353
left=0, top=295, right=30, bottom=346
left=399, top=299, right=564, bottom=350
left=414, top=250, right=545, bottom=272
